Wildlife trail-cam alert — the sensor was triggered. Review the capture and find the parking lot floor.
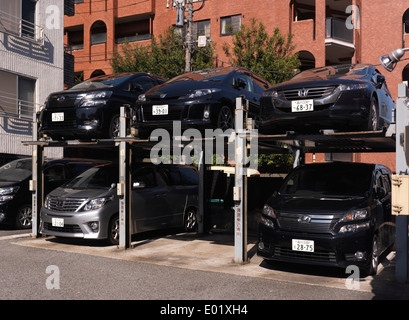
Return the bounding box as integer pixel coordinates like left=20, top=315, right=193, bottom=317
left=13, top=231, right=409, bottom=299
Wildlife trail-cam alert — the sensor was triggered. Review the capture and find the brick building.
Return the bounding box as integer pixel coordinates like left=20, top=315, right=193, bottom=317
left=64, top=0, right=409, bottom=171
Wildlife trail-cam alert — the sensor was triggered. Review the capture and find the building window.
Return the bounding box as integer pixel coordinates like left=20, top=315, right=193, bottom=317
left=220, top=15, right=241, bottom=36
left=194, top=19, right=210, bottom=39
left=115, top=19, right=151, bottom=44
left=75, top=0, right=84, bottom=4
left=0, top=71, right=36, bottom=118
left=90, top=21, right=107, bottom=45
left=404, top=9, right=409, bottom=34
left=66, top=25, right=84, bottom=51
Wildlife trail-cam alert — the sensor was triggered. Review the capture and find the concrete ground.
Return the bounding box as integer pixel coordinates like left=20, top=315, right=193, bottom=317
left=13, top=230, right=409, bottom=299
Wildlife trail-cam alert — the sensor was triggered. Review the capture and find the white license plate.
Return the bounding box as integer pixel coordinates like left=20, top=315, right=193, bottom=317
left=292, top=239, right=314, bottom=252
left=291, top=100, right=314, bottom=112
left=51, top=112, right=64, bottom=122
left=51, top=218, right=64, bottom=228
left=152, top=105, right=168, bottom=115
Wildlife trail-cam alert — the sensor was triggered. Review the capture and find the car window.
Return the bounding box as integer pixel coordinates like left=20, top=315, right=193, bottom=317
left=44, top=164, right=66, bottom=182
left=133, top=167, right=156, bottom=188
left=0, top=159, right=32, bottom=182
left=136, top=77, right=157, bottom=91
left=179, top=167, right=198, bottom=185
left=67, top=163, right=98, bottom=177
left=65, top=165, right=117, bottom=189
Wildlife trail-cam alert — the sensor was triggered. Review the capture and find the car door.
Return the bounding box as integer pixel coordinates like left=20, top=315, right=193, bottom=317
left=235, top=72, right=260, bottom=118
left=131, top=166, right=168, bottom=232
left=373, top=169, right=390, bottom=252
left=373, top=69, right=394, bottom=125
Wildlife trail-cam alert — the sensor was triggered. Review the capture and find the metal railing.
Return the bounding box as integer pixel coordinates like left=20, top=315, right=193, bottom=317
left=0, top=10, right=44, bottom=45
left=0, top=90, right=37, bottom=119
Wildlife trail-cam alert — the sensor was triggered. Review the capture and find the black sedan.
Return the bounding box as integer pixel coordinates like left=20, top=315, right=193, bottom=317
left=258, top=64, right=395, bottom=134
left=132, top=67, right=272, bottom=138
left=39, top=72, right=166, bottom=140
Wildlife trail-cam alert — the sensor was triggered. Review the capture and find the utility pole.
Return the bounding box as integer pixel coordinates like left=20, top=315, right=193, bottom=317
left=185, top=0, right=193, bottom=73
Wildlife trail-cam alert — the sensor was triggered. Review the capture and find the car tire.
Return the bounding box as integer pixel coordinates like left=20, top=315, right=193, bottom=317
left=363, top=235, right=379, bottom=277
left=367, top=98, right=380, bottom=131
left=15, top=204, right=32, bottom=229
left=107, top=215, right=119, bottom=245
left=217, top=106, right=234, bottom=131
left=109, top=114, right=120, bottom=139
left=184, top=208, right=197, bottom=232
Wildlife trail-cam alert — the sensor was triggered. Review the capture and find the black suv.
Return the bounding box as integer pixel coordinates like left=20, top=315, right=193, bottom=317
left=39, top=73, right=166, bottom=140
left=257, top=162, right=395, bottom=276
left=0, top=158, right=110, bottom=229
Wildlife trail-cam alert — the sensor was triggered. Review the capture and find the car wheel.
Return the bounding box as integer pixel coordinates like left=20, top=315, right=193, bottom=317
left=107, top=215, right=119, bottom=245
left=367, top=98, right=380, bottom=131
left=184, top=208, right=197, bottom=232
left=109, top=114, right=120, bottom=139
left=363, top=236, right=379, bottom=277
left=217, top=106, right=234, bottom=131
left=15, top=204, right=32, bottom=229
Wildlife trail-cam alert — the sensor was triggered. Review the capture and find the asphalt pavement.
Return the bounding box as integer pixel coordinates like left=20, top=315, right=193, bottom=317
left=0, top=226, right=408, bottom=305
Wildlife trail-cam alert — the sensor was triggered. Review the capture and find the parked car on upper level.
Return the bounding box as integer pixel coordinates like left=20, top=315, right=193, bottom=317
left=258, top=64, right=395, bottom=134
left=257, top=162, right=395, bottom=276
left=39, top=72, right=166, bottom=141
left=131, top=67, right=272, bottom=138
left=40, top=163, right=199, bottom=245
left=0, top=158, right=109, bottom=229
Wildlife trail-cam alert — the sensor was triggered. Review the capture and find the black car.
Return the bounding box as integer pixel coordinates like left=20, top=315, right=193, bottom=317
left=39, top=72, right=166, bottom=140
left=0, top=158, right=110, bottom=229
left=132, top=67, right=271, bottom=138
left=257, top=162, right=395, bottom=276
left=258, top=64, right=395, bottom=134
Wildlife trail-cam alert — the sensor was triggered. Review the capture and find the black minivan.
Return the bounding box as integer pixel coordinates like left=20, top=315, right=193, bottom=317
left=39, top=72, right=166, bottom=140
left=257, top=162, right=395, bottom=276
left=0, top=158, right=109, bottom=229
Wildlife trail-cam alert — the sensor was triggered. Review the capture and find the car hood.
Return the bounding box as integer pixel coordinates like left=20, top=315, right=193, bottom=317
left=270, top=74, right=369, bottom=91
left=144, top=80, right=225, bottom=100
left=267, top=195, right=369, bottom=214
left=48, top=187, right=115, bottom=200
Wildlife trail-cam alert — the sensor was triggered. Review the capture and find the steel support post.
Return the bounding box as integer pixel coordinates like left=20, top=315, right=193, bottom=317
left=395, top=83, right=409, bottom=282
left=118, top=106, right=132, bottom=249
left=233, top=97, right=248, bottom=264
left=31, top=113, right=44, bottom=238
left=197, top=150, right=204, bottom=234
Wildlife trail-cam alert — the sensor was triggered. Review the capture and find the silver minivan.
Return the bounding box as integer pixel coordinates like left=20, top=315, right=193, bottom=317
left=40, top=163, right=199, bottom=245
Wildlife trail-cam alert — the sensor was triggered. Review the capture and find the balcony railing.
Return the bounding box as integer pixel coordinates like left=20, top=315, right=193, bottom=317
left=325, top=17, right=353, bottom=44
left=0, top=10, right=44, bottom=45
left=0, top=90, right=36, bottom=119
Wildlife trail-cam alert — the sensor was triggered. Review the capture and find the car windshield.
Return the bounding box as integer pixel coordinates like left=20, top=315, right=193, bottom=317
left=292, top=64, right=370, bottom=80
left=67, top=74, right=134, bottom=90
left=167, top=68, right=233, bottom=83
left=279, top=164, right=373, bottom=198
left=0, top=159, right=32, bottom=182
left=65, top=165, right=118, bottom=189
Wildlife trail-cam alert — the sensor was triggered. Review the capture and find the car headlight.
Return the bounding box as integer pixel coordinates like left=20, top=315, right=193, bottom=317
left=262, top=204, right=276, bottom=218
left=262, top=90, right=278, bottom=98
left=83, top=197, right=113, bottom=211
left=337, top=208, right=370, bottom=233
left=340, top=208, right=368, bottom=222
left=338, top=83, right=369, bottom=91
left=181, top=88, right=221, bottom=99
left=0, top=186, right=19, bottom=202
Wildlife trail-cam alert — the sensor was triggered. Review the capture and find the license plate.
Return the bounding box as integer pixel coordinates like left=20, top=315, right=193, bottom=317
left=291, top=100, right=314, bottom=112
left=51, top=112, right=64, bottom=122
left=152, top=105, right=168, bottom=115
left=51, top=218, right=64, bottom=227
left=292, top=239, right=314, bottom=252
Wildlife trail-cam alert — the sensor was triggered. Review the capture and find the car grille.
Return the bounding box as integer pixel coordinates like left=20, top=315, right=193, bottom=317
left=277, top=212, right=340, bottom=234
left=44, top=222, right=82, bottom=233
left=45, top=197, right=86, bottom=212
left=274, top=246, right=337, bottom=262
left=41, top=119, right=77, bottom=129
left=278, top=86, right=336, bottom=101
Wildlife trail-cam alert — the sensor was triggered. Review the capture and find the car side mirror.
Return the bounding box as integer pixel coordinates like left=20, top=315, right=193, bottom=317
left=376, top=186, right=386, bottom=198
left=376, top=75, right=385, bottom=89
left=133, top=181, right=146, bottom=189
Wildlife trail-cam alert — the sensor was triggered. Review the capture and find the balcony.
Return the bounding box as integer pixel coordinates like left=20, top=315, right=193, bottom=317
left=0, top=10, right=44, bottom=45
left=325, top=17, right=355, bottom=65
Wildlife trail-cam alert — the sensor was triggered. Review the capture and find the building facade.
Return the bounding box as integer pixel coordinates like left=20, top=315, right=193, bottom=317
left=0, top=0, right=64, bottom=162
left=65, top=0, right=409, bottom=171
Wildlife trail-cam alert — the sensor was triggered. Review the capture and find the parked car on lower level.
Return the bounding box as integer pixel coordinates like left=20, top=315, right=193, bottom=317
left=131, top=67, right=271, bottom=138
left=257, top=162, right=395, bottom=276
left=258, top=64, right=395, bottom=134
left=0, top=158, right=109, bottom=229
left=39, top=72, right=166, bottom=141
left=40, top=163, right=199, bottom=245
